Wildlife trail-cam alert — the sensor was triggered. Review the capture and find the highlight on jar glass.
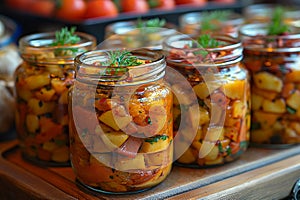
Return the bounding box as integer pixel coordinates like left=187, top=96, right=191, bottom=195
left=0, top=15, right=22, bottom=139
left=14, top=27, right=96, bottom=166
left=103, top=18, right=177, bottom=49
left=243, top=4, right=300, bottom=25
left=240, top=7, right=300, bottom=147
left=179, top=10, right=244, bottom=38
left=69, top=48, right=173, bottom=194
left=163, top=33, right=250, bottom=167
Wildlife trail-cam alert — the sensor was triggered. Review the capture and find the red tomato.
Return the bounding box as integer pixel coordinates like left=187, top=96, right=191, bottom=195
left=175, top=0, right=207, bottom=5
left=213, top=0, right=236, bottom=4
left=84, top=0, right=118, bottom=19
left=148, top=0, right=175, bottom=10
left=5, top=0, right=32, bottom=10
left=121, top=0, right=149, bottom=13
left=28, top=0, right=55, bottom=17
left=55, top=0, right=87, bottom=21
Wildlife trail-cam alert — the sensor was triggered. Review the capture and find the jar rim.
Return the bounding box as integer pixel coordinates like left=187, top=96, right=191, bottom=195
left=179, top=11, right=244, bottom=27
left=19, top=31, right=96, bottom=50
left=239, top=23, right=300, bottom=52
left=105, top=20, right=177, bottom=36
left=19, top=31, right=96, bottom=64
left=74, top=48, right=166, bottom=86
left=243, top=3, right=300, bottom=18
left=162, top=33, right=243, bottom=66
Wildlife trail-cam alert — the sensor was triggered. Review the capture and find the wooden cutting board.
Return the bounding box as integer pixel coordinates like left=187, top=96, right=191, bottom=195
left=0, top=139, right=299, bottom=200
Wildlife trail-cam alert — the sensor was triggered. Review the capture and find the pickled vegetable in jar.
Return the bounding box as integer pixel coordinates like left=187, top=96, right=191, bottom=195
left=103, top=18, right=177, bottom=49
left=14, top=27, right=96, bottom=166
left=179, top=10, right=244, bottom=38
left=163, top=34, right=250, bottom=167
left=240, top=22, right=300, bottom=147
left=0, top=15, right=22, bottom=139
left=69, top=49, right=173, bottom=193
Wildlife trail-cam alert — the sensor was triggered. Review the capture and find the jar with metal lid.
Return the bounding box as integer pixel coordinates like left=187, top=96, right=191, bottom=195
left=0, top=15, right=22, bottom=139
left=103, top=18, right=177, bottom=50
left=163, top=34, right=250, bottom=167
left=69, top=48, right=173, bottom=194
left=14, top=29, right=96, bottom=166
left=179, top=11, right=244, bottom=38
left=243, top=4, right=300, bottom=25
left=240, top=23, right=300, bottom=147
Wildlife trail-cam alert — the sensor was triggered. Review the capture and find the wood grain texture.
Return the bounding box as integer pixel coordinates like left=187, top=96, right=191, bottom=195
left=167, top=154, right=300, bottom=200
left=0, top=140, right=299, bottom=200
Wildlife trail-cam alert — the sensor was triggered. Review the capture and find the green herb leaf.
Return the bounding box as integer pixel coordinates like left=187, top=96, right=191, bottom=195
left=197, top=34, right=224, bottom=48
left=287, top=106, right=297, bottom=114
left=104, top=50, right=142, bottom=67
left=51, top=27, right=81, bottom=56
left=52, top=27, right=80, bottom=46
left=145, top=135, right=168, bottom=144
left=267, top=6, right=290, bottom=35
left=136, top=18, right=166, bottom=28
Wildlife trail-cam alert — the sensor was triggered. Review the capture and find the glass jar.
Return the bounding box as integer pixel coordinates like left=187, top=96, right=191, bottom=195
left=163, top=34, right=250, bottom=167
left=179, top=11, right=244, bottom=38
left=240, top=23, right=300, bottom=147
left=14, top=31, right=96, bottom=166
left=69, top=48, right=173, bottom=193
left=103, top=19, right=177, bottom=50
left=243, top=4, right=300, bottom=25
left=0, top=15, right=22, bottom=139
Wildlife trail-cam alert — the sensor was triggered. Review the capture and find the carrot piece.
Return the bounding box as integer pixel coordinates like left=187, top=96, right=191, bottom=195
left=282, top=83, right=295, bottom=98
left=35, top=117, right=63, bottom=144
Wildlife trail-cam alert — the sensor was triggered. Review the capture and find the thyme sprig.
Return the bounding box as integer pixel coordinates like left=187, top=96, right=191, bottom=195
left=104, top=50, right=142, bottom=67
left=197, top=34, right=224, bottom=48
left=136, top=18, right=166, bottom=28
left=51, top=27, right=81, bottom=56
left=52, top=27, right=80, bottom=46
left=267, top=6, right=290, bottom=35
left=201, top=10, right=231, bottom=31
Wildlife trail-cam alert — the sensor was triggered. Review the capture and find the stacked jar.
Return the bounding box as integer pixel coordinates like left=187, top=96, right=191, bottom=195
left=69, top=48, right=173, bottom=193
left=103, top=18, right=177, bottom=50
left=0, top=15, right=22, bottom=139
left=14, top=28, right=96, bottom=166
left=163, top=34, right=250, bottom=167
left=179, top=10, right=244, bottom=38
left=240, top=23, right=300, bottom=147
left=243, top=4, right=300, bottom=25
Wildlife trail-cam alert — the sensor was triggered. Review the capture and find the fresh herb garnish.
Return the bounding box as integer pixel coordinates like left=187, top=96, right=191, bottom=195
left=197, top=34, right=224, bottom=48
left=52, top=27, right=80, bottom=46
left=136, top=18, right=166, bottom=28
left=104, top=50, right=142, bottom=67
left=287, top=106, right=297, bottom=114
left=201, top=10, right=231, bottom=31
left=51, top=27, right=81, bottom=56
left=145, top=135, right=168, bottom=144
left=267, top=6, right=289, bottom=35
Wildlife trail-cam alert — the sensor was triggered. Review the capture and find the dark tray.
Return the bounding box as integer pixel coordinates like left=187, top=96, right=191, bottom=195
left=0, top=0, right=251, bottom=43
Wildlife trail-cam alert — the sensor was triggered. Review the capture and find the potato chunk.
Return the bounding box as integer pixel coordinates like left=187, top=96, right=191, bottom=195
left=253, top=72, right=283, bottom=92
left=221, top=80, right=245, bottom=100
left=262, top=98, right=286, bottom=114
left=286, top=91, right=300, bottom=110
left=99, top=110, right=132, bottom=131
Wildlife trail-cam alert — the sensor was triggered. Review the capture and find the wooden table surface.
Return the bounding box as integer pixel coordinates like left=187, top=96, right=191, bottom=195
left=0, top=138, right=299, bottom=200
